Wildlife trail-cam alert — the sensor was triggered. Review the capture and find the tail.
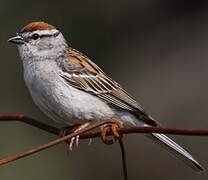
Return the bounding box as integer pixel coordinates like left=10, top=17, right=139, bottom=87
left=147, top=133, right=204, bottom=172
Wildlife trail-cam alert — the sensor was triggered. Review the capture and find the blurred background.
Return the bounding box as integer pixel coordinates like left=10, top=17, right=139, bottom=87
left=0, top=0, right=208, bottom=179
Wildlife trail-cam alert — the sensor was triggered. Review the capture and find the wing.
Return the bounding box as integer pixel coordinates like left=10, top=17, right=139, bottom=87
left=59, top=48, right=157, bottom=125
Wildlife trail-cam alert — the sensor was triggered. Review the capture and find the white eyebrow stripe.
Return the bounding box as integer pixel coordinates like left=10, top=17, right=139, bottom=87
left=32, top=29, right=59, bottom=36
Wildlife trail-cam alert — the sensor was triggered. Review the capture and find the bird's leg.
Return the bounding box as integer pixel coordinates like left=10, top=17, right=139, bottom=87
left=68, top=122, right=91, bottom=151
left=101, top=120, right=124, bottom=145
left=59, top=124, right=81, bottom=146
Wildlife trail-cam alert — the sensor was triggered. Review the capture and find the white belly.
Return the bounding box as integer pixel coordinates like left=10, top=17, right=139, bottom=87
left=23, top=60, right=115, bottom=125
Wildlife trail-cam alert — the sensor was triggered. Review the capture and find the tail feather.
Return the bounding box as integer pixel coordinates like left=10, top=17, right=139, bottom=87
left=147, top=133, right=204, bottom=172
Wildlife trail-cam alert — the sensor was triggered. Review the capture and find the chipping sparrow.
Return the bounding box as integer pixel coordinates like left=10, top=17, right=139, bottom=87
left=8, top=22, right=203, bottom=171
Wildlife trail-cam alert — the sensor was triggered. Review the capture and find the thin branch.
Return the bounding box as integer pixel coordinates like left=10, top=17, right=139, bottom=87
left=0, top=114, right=129, bottom=180
left=0, top=114, right=59, bottom=135
left=1, top=114, right=208, bottom=165
left=0, top=119, right=118, bottom=166
left=81, top=126, right=208, bottom=139
left=1, top=114, right=208, bottom=138
left=1, top=114, right=208, bottom=180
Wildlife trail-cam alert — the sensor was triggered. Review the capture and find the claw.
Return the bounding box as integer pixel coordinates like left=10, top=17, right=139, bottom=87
left=68, top=135, right=80, bottom=150
left=101, top=121, right=124, bottom=145
left=67, top=122, right=91, bottom=151
left=69, top=137, right=75, bottom=151
left=75, top=135, right=80, bottom=147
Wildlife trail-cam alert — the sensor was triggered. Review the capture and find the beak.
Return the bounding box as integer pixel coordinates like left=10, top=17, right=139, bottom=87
left=8, top=34, right=24, bottom=44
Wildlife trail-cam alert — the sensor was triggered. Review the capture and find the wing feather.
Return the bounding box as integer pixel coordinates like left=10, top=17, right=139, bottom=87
left=59, top=48, right=157, bottom=125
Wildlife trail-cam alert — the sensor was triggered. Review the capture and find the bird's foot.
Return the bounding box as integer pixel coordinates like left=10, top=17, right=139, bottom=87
left=68, top=122, right=91, bottom=151
left=59, top=124, right=81, bottom=146
left=101, top=120, right=124, bottom=145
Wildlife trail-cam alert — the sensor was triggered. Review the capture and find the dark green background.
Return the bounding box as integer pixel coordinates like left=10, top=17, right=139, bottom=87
left=0, top=1, right=208, bottom=179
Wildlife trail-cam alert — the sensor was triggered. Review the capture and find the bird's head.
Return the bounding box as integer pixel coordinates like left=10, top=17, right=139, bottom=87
left=8, top=22, right=68, bottom=60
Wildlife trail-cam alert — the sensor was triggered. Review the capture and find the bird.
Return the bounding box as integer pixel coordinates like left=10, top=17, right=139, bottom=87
left=8, top=21, right=203, bottom=172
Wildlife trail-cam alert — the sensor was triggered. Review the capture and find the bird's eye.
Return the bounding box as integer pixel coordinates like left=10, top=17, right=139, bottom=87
left=32, top=34, right=40, bottom=40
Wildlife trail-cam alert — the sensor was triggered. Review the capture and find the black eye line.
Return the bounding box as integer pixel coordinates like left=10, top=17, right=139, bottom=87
left=31, top=31, right=60, bottom=39
left=22, top=31, right=60, bottom=42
